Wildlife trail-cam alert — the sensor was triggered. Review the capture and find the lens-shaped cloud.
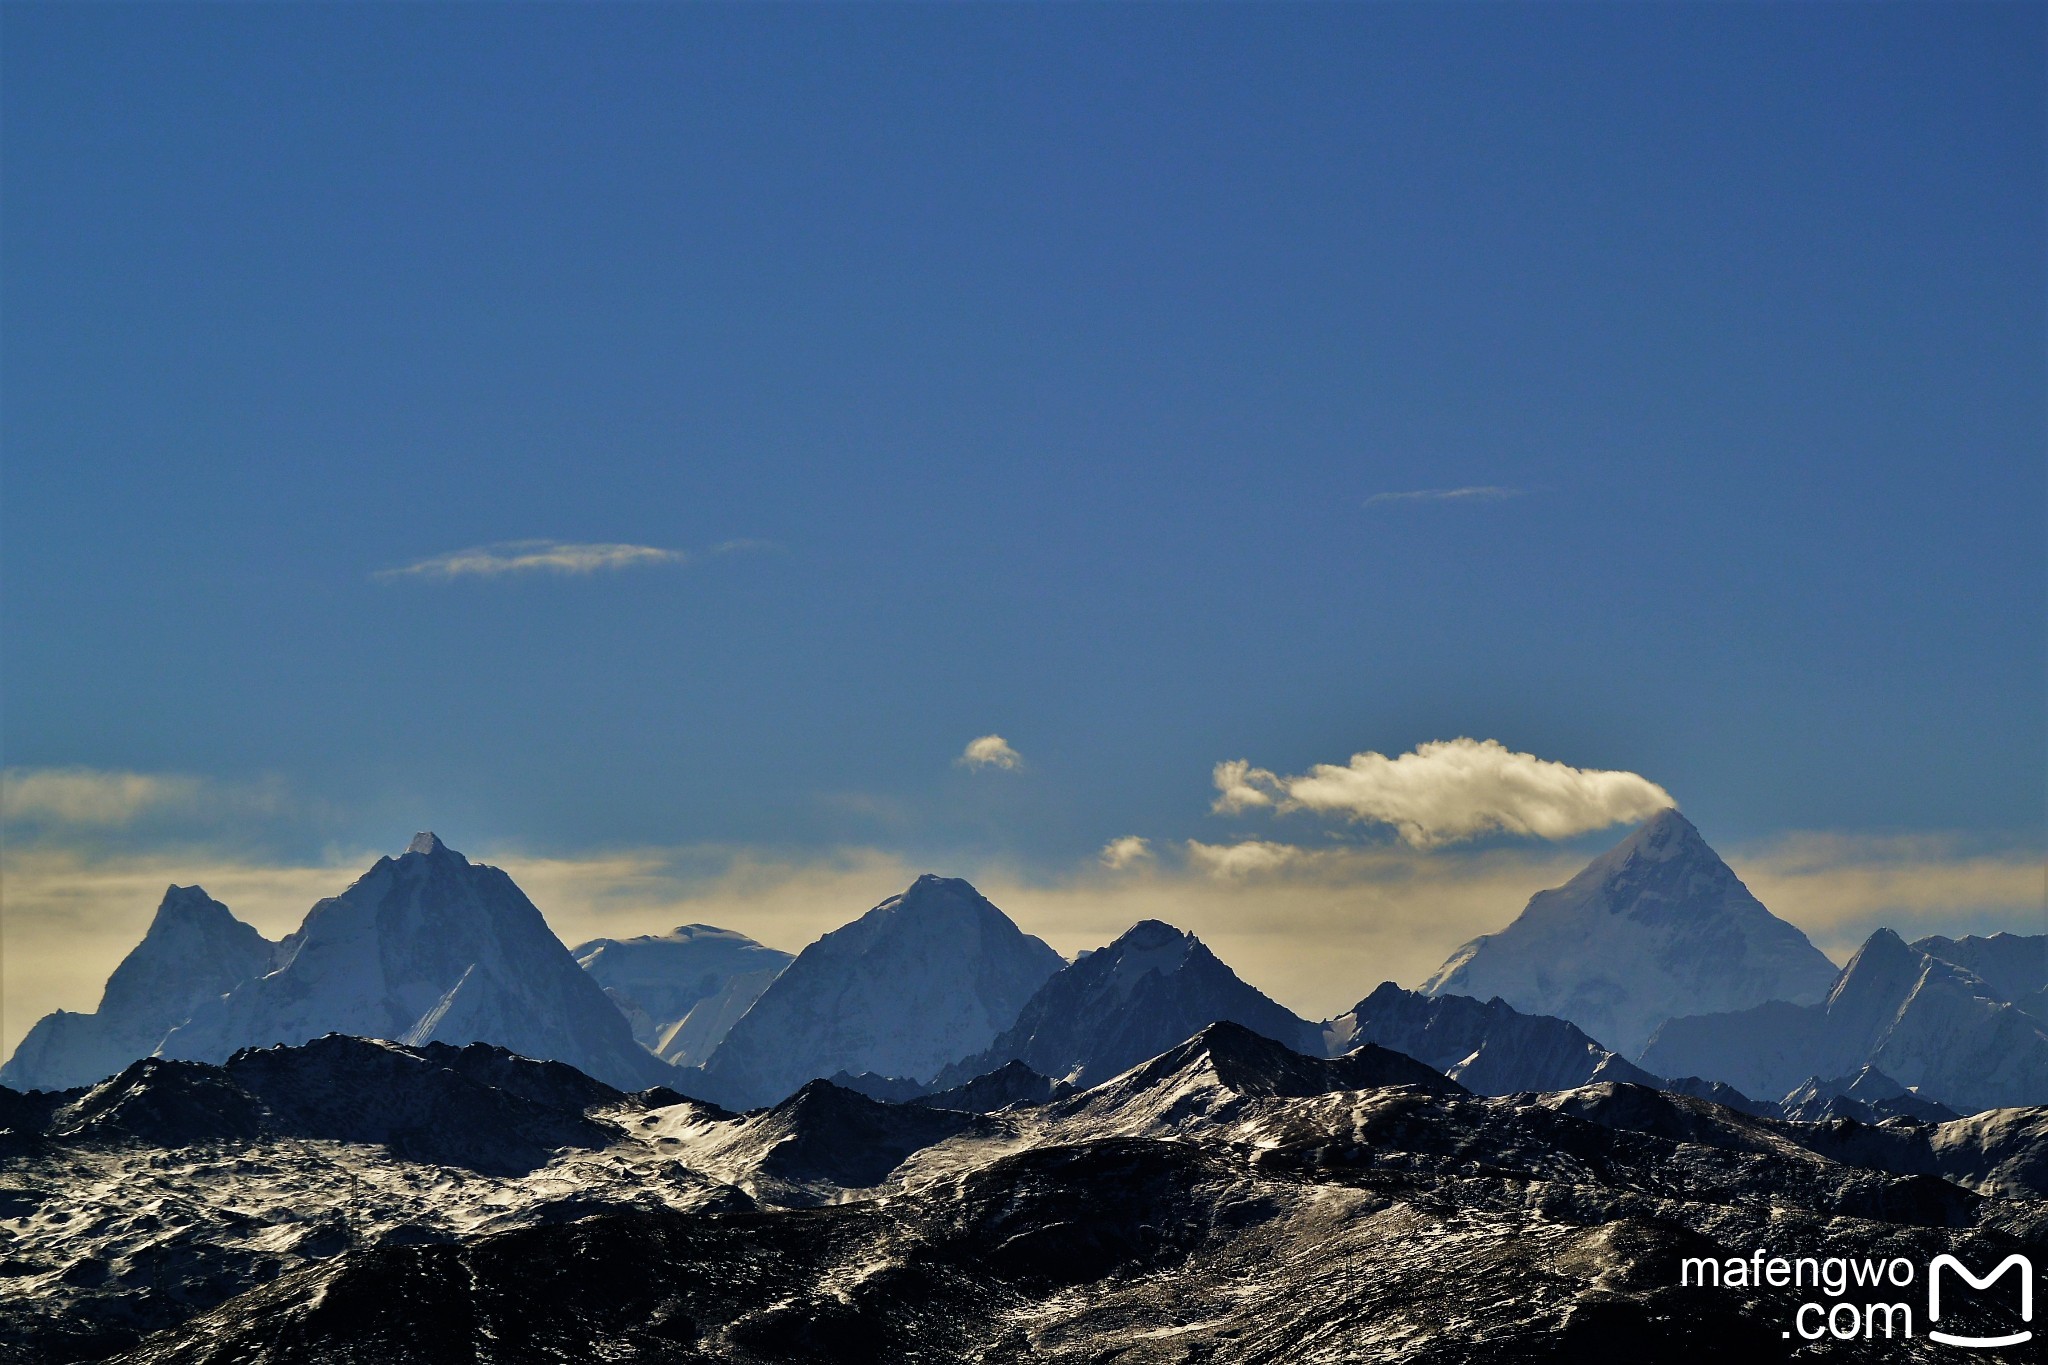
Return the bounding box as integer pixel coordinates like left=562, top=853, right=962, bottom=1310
left=1363, top=486, right=1524, bottom=507
left=375, top=540, right=685, bottom=581
left=1213, top=737, right=1675, bottom=847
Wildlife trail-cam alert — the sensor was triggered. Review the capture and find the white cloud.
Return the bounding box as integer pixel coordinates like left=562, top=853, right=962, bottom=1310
left=1212, top=737, right=1675, bottom=847
left=1185, top=838, right=1304, bottom=878
left=1099, top=836, right=1154, bottom=870
left=375, top=540, right=686, bottom=581
left=1211, top=759, right=1277, bottom=814
left=958, top=735, right=1023, bottom=771
left=1364, top=486, right=1524, bottom=507
left=2, top=768, right=204, bottom=826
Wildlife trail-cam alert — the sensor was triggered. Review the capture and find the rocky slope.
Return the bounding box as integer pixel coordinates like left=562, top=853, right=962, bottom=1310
left=4, top=1028, right=2042, bottom=1364
left=1423, top=810, right=1839, bottom=1055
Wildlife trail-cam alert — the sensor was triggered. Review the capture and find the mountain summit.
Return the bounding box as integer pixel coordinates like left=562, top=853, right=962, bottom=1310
left=693, top=874, right=1063, bottom=1108
left=0, top=886, right=281, bottom=1091
left=1422, top=810, right=1838, bottom=1055
left=154, top=834, right=671, bottom=1091
left=933, top=919, right=1324, bottom=1090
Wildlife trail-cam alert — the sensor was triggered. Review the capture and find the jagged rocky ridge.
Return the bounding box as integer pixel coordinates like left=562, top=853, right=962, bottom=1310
left=3, top=1027, right=2043, bottom=1364
left=1779, top=1066, right=1960, bottom=1125
left=1326, top=981, right=1663, bottom=1094
left=1424, top=809, right=1841, bottom=1055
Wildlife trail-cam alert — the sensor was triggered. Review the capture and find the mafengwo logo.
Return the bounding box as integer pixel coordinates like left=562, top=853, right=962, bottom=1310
left=1681, top=1249, right=2035, bottom=1347
left=1928, top=1254, right=2033, bottom=1350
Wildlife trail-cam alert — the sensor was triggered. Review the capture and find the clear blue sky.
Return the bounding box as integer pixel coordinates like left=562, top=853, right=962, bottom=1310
left=4, top=2, right=2041, bottom=872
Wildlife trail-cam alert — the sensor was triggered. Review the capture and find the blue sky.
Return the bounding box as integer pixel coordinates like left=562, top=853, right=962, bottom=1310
left=2, top=4, right=2041, bottom=1038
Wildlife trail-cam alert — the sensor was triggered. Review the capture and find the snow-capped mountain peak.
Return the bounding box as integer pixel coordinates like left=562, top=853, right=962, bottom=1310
left=0, top=885, right=281, bottom=1093
left=692, top=875, right=1063, bottom=1108
left=151, top=835, right=672, bottom=1092
left=1421, top=812, right=1838, bottom=1055
left=931, top=919, right=1324, bottom=1090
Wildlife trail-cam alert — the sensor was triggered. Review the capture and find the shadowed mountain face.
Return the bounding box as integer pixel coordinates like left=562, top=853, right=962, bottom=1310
left=1423, top=810, right=1840, bottom=1055
left=933, top=919, right=1324, bottom=1090
left=1642, top=928, right=2048, bottom=1114
left=0, top=887, right=282, bottom=1093
left=8, top=1028, right=2042, bottom=1365
left=692, top=875, right=1063, bottom=1109
left=1779, top=1067, right=1959, bottom=1125
left=152, top=835, right=673, bottom=1093
left=24, top=1036, right=625, bottom=1174
left=1327, top=982, right=1663, bottom=1095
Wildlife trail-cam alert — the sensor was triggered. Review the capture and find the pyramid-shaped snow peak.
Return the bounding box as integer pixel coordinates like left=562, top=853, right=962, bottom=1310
left=1423, top=810, right=1839, bottom=1056
left=693, top=875, right=1064, bottom=1109
left=932, top=920, right=1325, bottom=1091
left=150, top=836, right=671, bottom=1091
left=0, top=885, right=282, bottom=1092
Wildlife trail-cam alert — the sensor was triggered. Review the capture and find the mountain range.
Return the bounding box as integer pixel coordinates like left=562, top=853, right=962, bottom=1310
left=1642, top=926, right=2048, bottom=1114
left=6, top=818, right=2040, bottom=1124
left=6, top=1026, right=2042, bottom=1363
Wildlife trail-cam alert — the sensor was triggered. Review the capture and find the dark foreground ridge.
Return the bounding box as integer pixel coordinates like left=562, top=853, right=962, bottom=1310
left=2, top=1031, right=2043, bottom=1364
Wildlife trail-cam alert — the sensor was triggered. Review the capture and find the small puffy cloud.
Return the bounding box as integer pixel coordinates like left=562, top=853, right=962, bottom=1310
left=958, top=735, right=1023, bottom=771
left=1185, top=838, right=1304, bottom=878
left=1212, top=737, right=1674, bottom=847
left=2, top=768, right=203, bottom=826
left=1364, top=485, right=1524, bottom=507
left=1211, top=759, right=1277, bottom=814
left=1099, top=836, right=1154, bottom=870
left=376, top=540, right=686, bottom=581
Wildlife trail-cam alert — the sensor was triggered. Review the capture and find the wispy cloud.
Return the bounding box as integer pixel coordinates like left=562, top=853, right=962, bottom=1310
left=1213, top=737, right=1674, bottom=847
left=958, top=734, right=1023, bottom=771
left=0, top=767, right=202, bottom=826
left=1364, top=485, right=1524, bottom=507
left=1729, top=832, right=2047, bottom=963
left=373, top=538, right=776, bottom=582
